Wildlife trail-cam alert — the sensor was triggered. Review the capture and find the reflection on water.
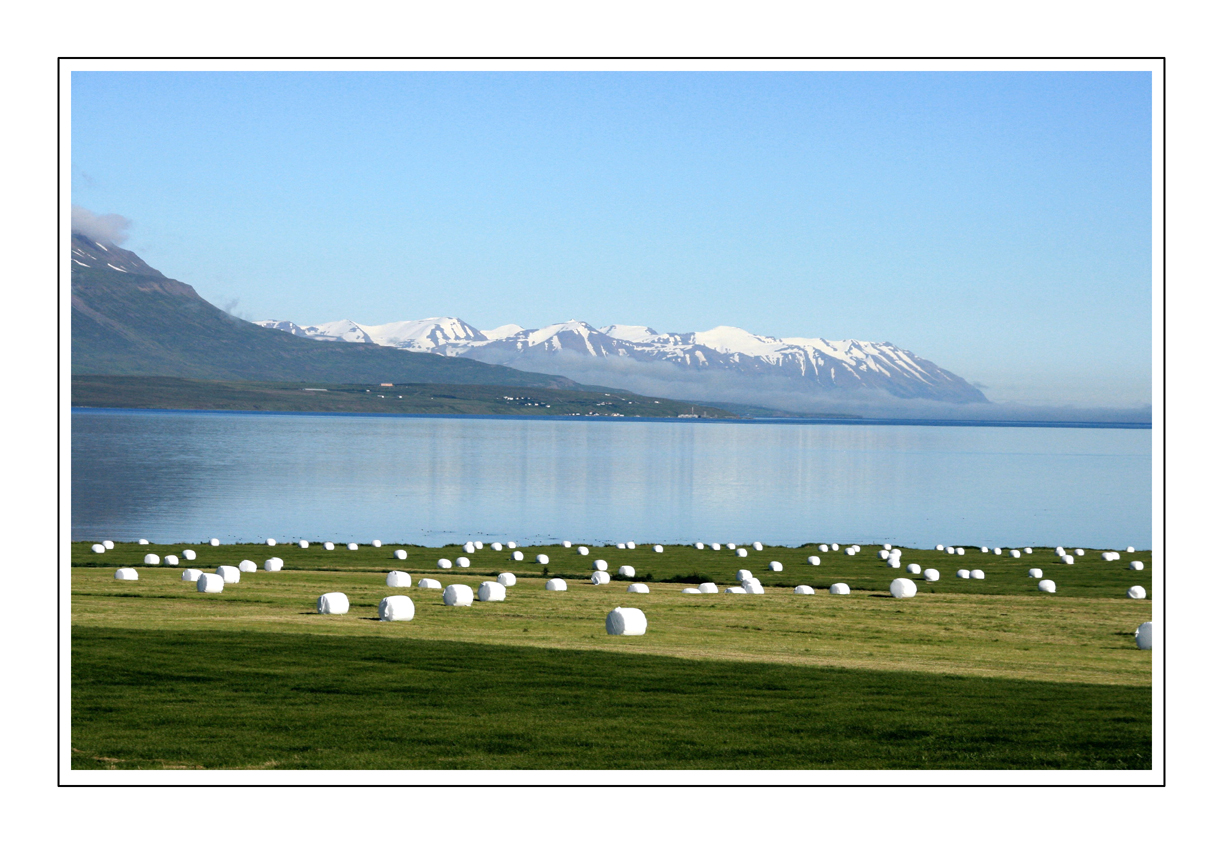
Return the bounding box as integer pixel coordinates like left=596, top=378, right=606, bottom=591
left=72, top=410, right=1152, bottom=548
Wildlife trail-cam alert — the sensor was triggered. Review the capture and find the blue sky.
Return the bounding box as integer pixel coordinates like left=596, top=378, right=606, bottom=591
left=71, top=70, right=1152, bottom=407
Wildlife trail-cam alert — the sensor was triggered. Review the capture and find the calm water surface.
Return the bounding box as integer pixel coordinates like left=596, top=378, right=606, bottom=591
left=72, top=410, right=1152, bottom=549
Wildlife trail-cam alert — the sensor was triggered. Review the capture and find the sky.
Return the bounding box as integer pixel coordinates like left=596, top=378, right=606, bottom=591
left=71, top=70, right=1153, bottom=407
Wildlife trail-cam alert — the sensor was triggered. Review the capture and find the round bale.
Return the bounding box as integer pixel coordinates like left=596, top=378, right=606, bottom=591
left=182, top=568, right=202, bottom=582
left=753, top=542, right=764, bottom=551
left=91, top=544, right=105, bottom=554
left=386, top=570, right=412, bottom=587
left=347, top=543, right=358, bottom=551
left=266, top=538, right=276, bottom=547
left=114, top=568, right=138, bottom=580
left=545, top=578, right=567, bottom=592
left=436, top=558, right=453, bottom=569
left=1010, top=549, right=1022, bottom=558
left=1135, top=622, right=1153, bottom=650
left=298, top=540, right=309, bottom=549
left=317, top=592, right=349, bottom=614
left=653, top=545, right=664, bottom=553
left=217, top=565, right=240, bottom=584
left=819, top=544, right=829, bottom=552
left=712, top=543, right=722, bottom=551
left=970, top=569, right=985, bottom=579
left=808, top=556, right=821, bottom=565
left=906, top=563, right=921, bottom=574
left=536, top=554, right=549, bottom=565
left=1127, top=586, right=1147, bottom=600
left=394, top=549, right=408, bottom=560
left=956, top=569, right=970, bottom=579
left=724, top=586, right=747, bottom=594
left=457, top=557, right=471, bottom=567
left=890, top=578, right=917, bottom=598
left=768, top=561, right=783, bottom=572
left=165, top=555, right=179, bottom=566
left=378, top=595, right=414, bottom=621
left=697, top=582, right=719, bottom=594
left=627, top=583, right=650, bottom=593
left=238, top=560, right=257, bottom=573
left=182, top=549, right=197, bottom=561
left=829, top=583, right=851, bottom=595
left=464, top=542, right=476, bottom=553
left=443, top=584, right=474, bottom=606
left=682, top=588, right=701, bottom=594
left=507, top=542, right=517, bottom=549
left=263, top=557, right=284, bottom=572
left=794, top=585, right=815, bottom=595
left=592, top=559, right=608, bottom=571
left=626, top=542, right=636, bottom=550
left=103, top=540, right=115, bottom=550
left=143, top=554, right=161, bottom=565
left=324, top=542, right=335, bottom=551
left=210, top=539, right=222, bottom=547
left=591, top=571, right=611, bottom=585
left=1028, top=568, right=1043, bottom=579
left=492, top=542, right=503, bottom=551
left=372, top=540, right=382, bottom=548
left=512, top=551, right=524, bottom=561
left=618, top=565, right=636, bottom=578
left=1130, top=560, right=1144, bottom=571
left=736, top=569, right=752, bottom=582
left=606, top=606, right=647, bottom=636
left=1038, top=579, right=1057, bottom=593
left=695, top=542, right=705, bottom=549
left=924, top=569, right=940, bottom=581
left=417, top=578, right=441, bottom=589
left=478, top=581, right=507, bottom=602
left=497, top=572, right=517, bottom=587
left=138, top=539, right=149, bottom=545
left=197, top=573, right=223, bottom=593
left=736, top=548, right=749, bottom=558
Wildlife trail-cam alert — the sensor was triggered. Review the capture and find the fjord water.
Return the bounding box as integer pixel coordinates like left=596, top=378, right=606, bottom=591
left=71, top=409, right=1151, bottom=549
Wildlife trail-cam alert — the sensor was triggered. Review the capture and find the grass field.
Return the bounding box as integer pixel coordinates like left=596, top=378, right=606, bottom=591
left=71, top=540, right=1153, bottom=770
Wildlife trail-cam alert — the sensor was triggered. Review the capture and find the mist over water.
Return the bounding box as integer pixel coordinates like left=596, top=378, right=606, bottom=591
left=72, top=409, right=1152, bottom=549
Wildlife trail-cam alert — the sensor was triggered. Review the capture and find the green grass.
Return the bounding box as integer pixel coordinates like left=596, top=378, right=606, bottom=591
left=71, top=541, right=1153, bottom=770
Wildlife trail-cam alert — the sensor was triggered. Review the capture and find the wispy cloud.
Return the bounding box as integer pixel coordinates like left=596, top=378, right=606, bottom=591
left=71, top=205, right=131, bottom=245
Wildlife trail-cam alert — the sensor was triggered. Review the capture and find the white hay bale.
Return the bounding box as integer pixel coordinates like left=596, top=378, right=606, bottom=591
left=956, top=569, right=970, bottom=579
left=970, top=569, right=985, bottom=579
left=936, top=544, right=944, bottom=551
left=1127, top=546, right=1136, bottom=553
left=627, top=582, right=650, bottom=593
left=753, top=542, right=764, bottom=551
left=443, top=584, right=474, bottom=606
left=592, top=559, right=608, bottom=571
left=591, top=571, right=611, bottom=585
left=299, top=540, right=309, bottom=549
left=372, top=540, right=382, bottom=548
left=883, top=544, right=892, bottom=551
left=890, top=578, right=917, bottom=598
left=456, top=556, right=471, bottom=567
left=324, top=542, right=335, bottom=551
left=852, top=545, right=861, bottom=552
left=437, top=558, right=453, bottom=569
left=695, top=542, right=705, bottom=549
left=536, top=554, right=549, bottom=565
left=479, top=581, right=508, bottom=601
left=497, top=572, right=517, bottom=587
left=1024, top=547, right=1032, bottom=554
left=138, top=539, right=149, bottom=545
left=393, top=549, right=408, bottom=560
left=945, top=547, right=955, bottom=555
left=102, top=540, right=115, bottom=550
left=906, top=563, right=921, bottom=574
left=736, top=548, right=748, bottom=558
left=682, top=587, right=701, bottom=594
left=1038, top=579, right=1056, bottom=593
left=165, top=555, right=179, bottom=566
left=474, top=541, right=483, bottom=550
left=1135, top=621, right=1153, bottom=650
left=464, top=542, right=476, bottom=553
left=1062, top=556, right=1075, bottom=565
left=114, top=568, right=138, bottom=580
left=618, top=565, right=636, bottom=578
left=626, top=542, right=636, bottom=550
left=1074, top=549, right=1084, bottom=556
left=1010, top=549, right=1021, bottom=558
left=143, top=553, right=161, bottom=565
left=697, top=582, right=719, bottom=594
left=808, top=556, right=821, bottom=565
left=743, top=580, right=765, bottom=594
left=924, top=569, right=940, bottom=581
left=794, top=585, right=815, bottom=595
left=727, top=543, right=737, bottom=550
left=819, top=544, right=829, bottom=552
left=378, top=595, right=414, bottom=621
left=266, top=538, right=276, bottom=547
left=1028, top=568, right=1043, bottom=579
left=263, top=557, right=284, bottom=571
left=888, top=558, right=900, bottom=568
left=239, top=560, right=257, bottom=573
left=994, top=548, right=1003, bottom=555
left=1130, top=560, right=1144, bottom=571
left=832, top=543, right=841, bottom=551
left=91, top=544, right=105, bottom=554
left=197, top=573, right=223, bottom=593
left=606, top=606, right=647, bottom=636
left=711, top=543, right=722, bottom=551
left=617, top=543, right=626, bottom=549
left=1055, top=546, right=1065, bottom=555
left=1127, top=585, right=1147, bottom=600
left=724, top=586, right=747, bottom=594
left=889, top=549, right=902, bottom=560
left=386, top=570, right=412, bottom=587
left=562, top=540, right=572, bottom=548
left=512, top=551, right=524, bottom=561
left=217, top=565, right=241, bottom=584
left=845, top=547, right=855, bottom=556
left=492, top=542, right=503, bottom=551
left=182, top=549, right=196, bottom=561
left=768, top=561, right=783, bottom=572
left=829, top=583, right=850, bottom=595
left=878, top=550, right=890, bottom=560
left=418, top=578, right=442, bottom=589
left=210, top=538, right=220, bottom=547
left=545, top=578, right=567, bottom=592
left=182, top=568, right=202, bottom=582
left=347, top=543, right=358, bottom=551
left=507, top=541, right=517, bottom=549
left=654, top=545, right=664, bottom=553
left=956, top=547, right=965, bottom=555
left=980, top=546, right=989, bottom=553
left=317, top=592, right=349, bottom=614
left=736, top=569, right=752, bottom=582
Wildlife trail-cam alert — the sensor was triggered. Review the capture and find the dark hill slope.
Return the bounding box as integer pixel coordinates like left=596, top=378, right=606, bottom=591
left=70, top=234, right=575, bottom=388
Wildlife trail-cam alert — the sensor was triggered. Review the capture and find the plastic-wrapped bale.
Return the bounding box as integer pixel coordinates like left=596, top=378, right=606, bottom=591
left=890, top=578, right=917, bottom=598
left=182, top=549, right=197, bottom=561
left=735, top=569, right=751, bottom=582
left=1010, top=549, right=1022, bottom=558
left=627, top=582, right=650, bottom=593
left=970, top=569, right=985, bottom=580
left=577, top=546, right=590, bottom=556
left=545, top=578, right=568, bottom=592
left=1061, top=555, right=1075, bottom=565
left=694, top=542, right=705, bottom=550
left=617, top=543, right=627, bottom=549
left=266, top=538, right=277, bottom=547
left=474, top=541, right=483, bottom=550
left=103, top=540, right=115, bottom=550
left=512, top=551, right=524, bottom=561
left=197, top=573, right=224, bottom=593
left=217, top=565, right=241, bottom=584
left=91, top=544, right=106, bottom=554
left=210, top=538, right=221, bottom=547
left=819, top=544, right=829, bottom=552
left=443, top=584, right=474, bottom=606
left=591, top=571, right=611, bottom=585
left=165, top=555, right=179, bottom=566
left=682, top=587, right=701, bottom=594
left=507, top=542, right=517, bottom=549
left=324, top=542, right=335, bottom=551
left=878, top=550, right=891, bottom=560
left=114, top=568, right=138, bottom=581
left=924, top=569, right=940, bottom=581
left=618, top=565, right=636, bottom=578
left=845, top=547, right=856, bottom=556
left=393, top=549, right=408, bottom=560
left=889, top=549, right=902, bottom=561
left=994, top=548, right=1003, bottom=556
left=182, top=568, right=203, bottom=582
left=536, top=554, right=549, bottom=565
left=1135, top=622, right=1153, bottom=650
left=808, top=556, right=821, bottom=566
left=697, top=582, right=719, bottom=594
left=299, top=540, right=310, bottom=549
left=728, top=544, right=737, bottom=550
left=418, top=578, right=442, bottom=589
left=347, top=543, right=358, bottom=551
left=626, top=542, right=636, bottom=550
left=654, top=545, right=664, bottom=553
left=263, top=557, right=284, bottom=572
left=1038, top=579, right=1056, bottom=593
left=712, top=543, right=722, bottom=551
left=906, top=563, right=921, bottom=574
left=497, top=572, right=517, bottom=587
left=138, top=539, right=149, bottom=545
left=606, top=607, right=647, bottom=636
left=1024, top=547, right=1032, bottom=554
left=1055, top=546, right=1065, bottom=555
left=456, top=557, right=471, bottom=568
left=464, top=542, right=476, bottom=553
left=1130, top=560, right=1145, bottom=571
left=562, top=541, right=572, bottom=548
left=239, top=560, right=258, bottom=573
left=492, top=542, right=503, bottom=551
left=751, top=542, right=763, bottom=551
left=829, top=583, right=850, bottom=595
left=1028, top=568, right=1043, bottom=579
left=437, top=558, right=453, bottom=569
left=478, top=581, right=508, bottom=602
left=956, top=547, right=966, bottom=555
left=1074, top=549, right=1084, bottom=556
left=1127, top=586, right=1147, bottom=600
left=143, top=554, right=161, bottom=565
left=794, top=585, right=815, bottom=595
left=1127, top=546, right=1136, bottom=553
left=956, top=569, right=970, bottom=579
left=888, top=558, right=901, bottom=569
left=767, top=561, right=782, bottom=572
left=945, top=547, right=955, bottom=555
left=372, top=540, right=382, bottom=548
left=386, top=570, right=412, bottom=587
left=378, top=595, right=414, bottom=621
left=592, top=559, right=608, bottom=571
left=317, top=592, right=349, bottom=614
left=736, top=548, right=749, bottom=558
left=724, top=586, right=747, bottom=594
left=936, top=544, right=944, bottom=551
left=980, top=546, right=989, bottom=553
left=743, top=580, right=765, bottom=594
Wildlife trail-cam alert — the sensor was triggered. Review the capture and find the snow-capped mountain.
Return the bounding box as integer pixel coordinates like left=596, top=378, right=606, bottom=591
left=256, top=316, right=988, bottom=405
